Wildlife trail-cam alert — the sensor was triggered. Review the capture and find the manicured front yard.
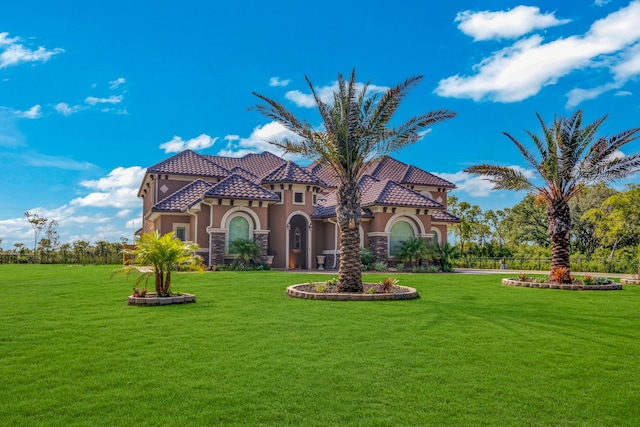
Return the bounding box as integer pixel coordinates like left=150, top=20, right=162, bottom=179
left=1, top=265, right=639, bottom=426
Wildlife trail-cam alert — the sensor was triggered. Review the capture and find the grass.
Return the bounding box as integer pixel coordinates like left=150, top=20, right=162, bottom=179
left=1, top=265, right=639, bottom=426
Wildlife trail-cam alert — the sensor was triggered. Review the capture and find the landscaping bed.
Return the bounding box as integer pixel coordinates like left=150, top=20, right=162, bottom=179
left=287, top=283, right=419, bottom=300
left=502, top=278, right=622, bottom=290
left=128, top=292, right=196, bottom=305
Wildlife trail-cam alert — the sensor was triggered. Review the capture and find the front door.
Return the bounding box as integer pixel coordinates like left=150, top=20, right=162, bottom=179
left=289, top=214, right=307, bottom=269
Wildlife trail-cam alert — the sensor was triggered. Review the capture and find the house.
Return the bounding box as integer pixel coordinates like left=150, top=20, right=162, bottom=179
left=137, top=149, right=459, bottom=269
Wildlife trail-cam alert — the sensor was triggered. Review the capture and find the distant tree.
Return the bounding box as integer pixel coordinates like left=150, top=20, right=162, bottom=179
left=465, top=110, right=640, bottom=282
left=570, top=183, right=617, bottom=258
left=501, top=195, right=549, bottom=247
left=73, top=240, right=90, bottom=264
left=25, top=211, right=47, bottom=263
left=59, top=243, right=71, bottom=264
left=253, top=69, right=456, bottom=292
left=585, top=184, right=640, bottom=263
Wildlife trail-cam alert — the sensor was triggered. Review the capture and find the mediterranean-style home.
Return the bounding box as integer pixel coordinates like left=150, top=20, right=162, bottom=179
left=137, top=149, right=459, bottom=269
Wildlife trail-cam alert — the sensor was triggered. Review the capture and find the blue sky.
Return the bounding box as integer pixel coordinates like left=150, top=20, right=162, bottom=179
left=1, top=0, right=640, bottom=249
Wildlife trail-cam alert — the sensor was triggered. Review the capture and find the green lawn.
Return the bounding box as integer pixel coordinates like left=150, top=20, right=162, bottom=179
left=1, top=265, right=639, bottom=426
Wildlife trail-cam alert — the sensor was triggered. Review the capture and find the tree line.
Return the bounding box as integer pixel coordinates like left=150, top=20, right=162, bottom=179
left=0, top=211, right=129, bottom=265
left=448, top=183, right=640, bottom=273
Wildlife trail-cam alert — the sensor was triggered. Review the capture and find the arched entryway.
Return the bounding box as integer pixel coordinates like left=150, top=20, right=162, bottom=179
left=287, top=213, right=310, bottom=269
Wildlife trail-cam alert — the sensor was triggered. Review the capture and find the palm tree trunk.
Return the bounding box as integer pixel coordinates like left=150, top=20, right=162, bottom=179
left=155, top=269, right=163, bottom=295
left=548, top=201, right=572, bottom=283
left=336, top=179, right=363, bottom=293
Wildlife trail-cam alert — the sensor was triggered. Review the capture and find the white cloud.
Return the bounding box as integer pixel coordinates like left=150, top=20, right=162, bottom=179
left=109, top=77, right=126, bottom=89
left=54, top=102, right=84, bottom=116
left=71, top=166, right=145, bottom=209
left=0, top=32, right=63, bottom=68
left=615, top=90, right=633, bottom=96
left=456, top=6, right=570, bottom=41
left=285, top=81, right=389, bottom=108
left=436, top=1, right=640, bottom=103
left=116, top=209, right=132, bottom=218
left=594, top=0, right=612, bottom=5
left=85, top=95, right=123, bottom=106
left=216, top=121, right=305, bottom=161
left=15, top=104, right=42, bottom=119
left=159, top=134, right=218, bottom=153
left=270, top=77, right=291, bottom=87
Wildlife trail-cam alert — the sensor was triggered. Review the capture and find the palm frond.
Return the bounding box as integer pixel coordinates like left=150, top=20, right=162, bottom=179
left=463, top=165, right=537, bottom=192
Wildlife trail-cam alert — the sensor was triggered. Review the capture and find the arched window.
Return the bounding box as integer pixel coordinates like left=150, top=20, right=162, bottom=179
left=431, top=227, right=442, bottom=245
left=389, top=221, right=415, bottom=257
left=228, top=216, right=249, bottom=253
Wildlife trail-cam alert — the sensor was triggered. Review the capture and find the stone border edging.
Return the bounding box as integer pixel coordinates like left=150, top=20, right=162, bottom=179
left=502, top=278, right=622, bottom=290
left=286, top=284, right=419, bottom=300
left=621, top=278, right=640, bottom=284
left=128, top=293, right=196, bottom=306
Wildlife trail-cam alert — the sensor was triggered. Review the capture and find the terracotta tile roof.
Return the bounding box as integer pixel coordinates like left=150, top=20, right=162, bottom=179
left=204, top=151, right=286, bottom=178
left=311, top=175, right=442, bottom=218
left=230, top=166, right=259, bottom=182
left=367, top=156, right=455, bottom=188
left=359, top=175, right=443, bottom=208
left=307, top=162, right=339, bottom=188
left=431, top=210, right=460, bottom=223
left=205, top=174, right=280, bottom=201
left=311, top=191, right=373, bottom=219
left=147, top=150, right=230, bottom=177
left=152, top=179, right=214, bottom=212
left=401, top=165, right=456, bottom=188
left=261, top=161, right=328, bottom=186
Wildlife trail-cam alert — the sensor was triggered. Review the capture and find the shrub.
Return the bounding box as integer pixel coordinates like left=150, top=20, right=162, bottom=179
left=426, top=266, right=440, bottom=273
left=517, top=272, right=528, bottom=281
left=326, top=277, right=338, bottom=286
left=411, top=266, right=425, bottom=273
left=360, top=248, right=376, bottom=268
left=373, top=261, right=388, bottom=272
left=581, top=275, right=594, bottom=285
left=595, top=277, right=613, bottom=285
left=364, top=287, right=377, bottom=294
left=395, top=263, right=404, bottom=272
left=315, top=283, right=328, bottom=293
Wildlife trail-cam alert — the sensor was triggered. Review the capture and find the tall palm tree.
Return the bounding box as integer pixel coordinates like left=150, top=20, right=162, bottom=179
left=464, top=110, right=640, bottom=283
left=253, top=69, right=456, bottom=292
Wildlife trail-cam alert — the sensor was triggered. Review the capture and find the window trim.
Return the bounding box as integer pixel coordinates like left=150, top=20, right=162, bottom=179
left=293, top=191, right=305, bottom=205
left=173, top=223, right=190, bottom=242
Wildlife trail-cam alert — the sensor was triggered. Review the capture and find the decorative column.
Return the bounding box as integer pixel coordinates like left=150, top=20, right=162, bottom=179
left=254, top=230, right=270, bottom=262
left=368, top=232, right=390, bottom=262
left=207, top=227, right=226, bottom=266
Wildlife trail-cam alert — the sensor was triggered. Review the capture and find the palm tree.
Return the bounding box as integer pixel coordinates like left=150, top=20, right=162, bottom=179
left=228, top=238, right=262, bottom=266
left=253, top=69, right=456, bottom=292
left=396, top=237, right=430, bottom=268
left=464, top=110, right=640, bottom=283
left=115, top=231, right=203, bottom=296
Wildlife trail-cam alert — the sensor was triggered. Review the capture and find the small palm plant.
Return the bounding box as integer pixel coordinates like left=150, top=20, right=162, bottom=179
left=396, top=237, right=430, bottom=268
left=228, top=238, right=262, bottom=266
left=114, top=231, right=203, bottom=296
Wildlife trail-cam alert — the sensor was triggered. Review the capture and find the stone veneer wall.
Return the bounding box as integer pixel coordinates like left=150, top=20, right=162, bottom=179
left=254, top=233, right=269, bottom=261
left=369, top=235, right=388, bottom=263
left=210, top=232, right=226, bottom=266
